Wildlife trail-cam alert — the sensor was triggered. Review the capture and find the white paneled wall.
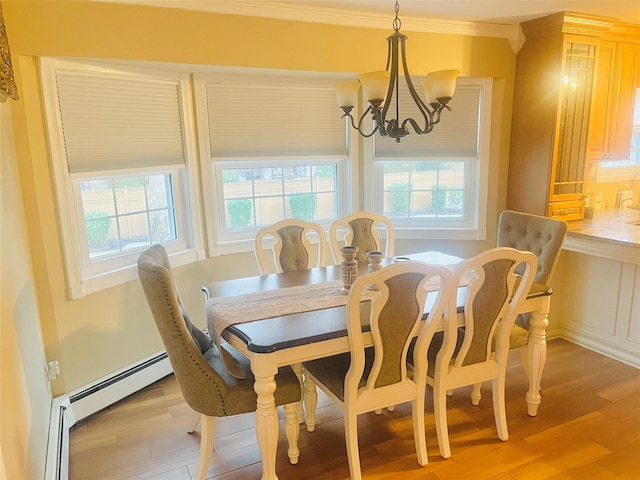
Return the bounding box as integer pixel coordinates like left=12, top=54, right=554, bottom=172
left=559, top=249, right=640, bottom=368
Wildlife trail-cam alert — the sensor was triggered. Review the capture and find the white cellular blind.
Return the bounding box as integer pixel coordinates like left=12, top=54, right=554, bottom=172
left=206, top=79, right=346, bottom=158
left=56, top=72, right=186, bottom=174
left=375, top=83, right=481, bottom=159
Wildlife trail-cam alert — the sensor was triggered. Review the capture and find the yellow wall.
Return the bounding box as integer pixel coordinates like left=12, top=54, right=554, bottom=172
left=1, top=101, right=51, bottom=480
left=2, top=1, right=517, bottom=396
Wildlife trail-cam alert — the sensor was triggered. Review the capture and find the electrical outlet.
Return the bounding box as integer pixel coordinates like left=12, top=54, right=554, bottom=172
left=47, top=360, right=60, bottom=381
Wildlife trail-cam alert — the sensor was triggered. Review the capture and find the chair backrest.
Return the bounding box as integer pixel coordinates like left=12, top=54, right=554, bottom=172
left=137, top=245, right=232, bottom=416
left=254, top=219, right=328, bottom=274
left=344, top=260, right=452, bottom=404
left=329, top=212, right=395, bottom=264
left=496, top=210, right=567, bottom=285
left=439, top=247, right=537, bottom=371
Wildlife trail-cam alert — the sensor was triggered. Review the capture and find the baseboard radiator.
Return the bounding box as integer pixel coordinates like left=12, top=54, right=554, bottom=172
left=45, top=396, right=72, bottom=480
left=45, top=352, right=172, bottom=480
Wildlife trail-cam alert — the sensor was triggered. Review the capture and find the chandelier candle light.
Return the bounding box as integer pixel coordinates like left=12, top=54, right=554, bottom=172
left=336, top=0, right=459, bottom=143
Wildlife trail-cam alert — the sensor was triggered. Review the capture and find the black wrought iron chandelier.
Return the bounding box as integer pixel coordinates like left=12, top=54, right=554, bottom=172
left=336, top=0, right=459, bottom=143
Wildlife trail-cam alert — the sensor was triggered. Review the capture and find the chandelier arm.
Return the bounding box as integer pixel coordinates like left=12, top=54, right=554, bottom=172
left=356, top=104, right=381, bottom=138
left=341, top=112, right=357, bottom=129
left=379, top=33, right=400, bottom=134
left=398, top=35, right=437, bottom=136
left=403, top=117, right=434, bottom=135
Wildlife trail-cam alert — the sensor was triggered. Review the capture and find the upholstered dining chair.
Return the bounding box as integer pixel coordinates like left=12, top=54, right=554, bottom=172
left=254, top=218, right=329, bottom=423
left=302, top=260, right=453, bottom=479
left=469, top=210, right=568, bottom=405
left=424, top=247, right=537, bottom=459
left=254, top=218, right=329, bottom=275
left=137, top=245, right=302, bottom=480
left=329, top=211, right=395, bottom=264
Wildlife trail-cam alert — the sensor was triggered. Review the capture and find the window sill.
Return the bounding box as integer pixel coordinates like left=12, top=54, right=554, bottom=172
left=394, top=226, right=486, bottom=241
left=67, top=247, right=205, bottom=299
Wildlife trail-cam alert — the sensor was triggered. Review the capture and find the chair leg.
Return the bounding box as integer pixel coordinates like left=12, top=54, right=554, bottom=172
left=303, top=373, right=318, bottom=432
left=292, top=362, right=305, bottom=424
left=195, top=414, right=216, bottom=480
left=519, top=344, right=531, bottom=380
left=411, top=398, right=428, bottom=466
left=471, top=383, right=482, bottom=406
left=492, top=376, right=509, bottom=441
left=433, top=385, right=451, bottom=459
left=344, top=410, right=362, bottom=480
left=187, top=411, right=200, bottom=433
left=283, top=403, right=300, bottom=464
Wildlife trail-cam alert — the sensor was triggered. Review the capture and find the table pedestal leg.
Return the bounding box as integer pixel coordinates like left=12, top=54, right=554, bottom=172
left=254, top=373, right=279, bottom=480
left=523, top=296, right=550, bottom=417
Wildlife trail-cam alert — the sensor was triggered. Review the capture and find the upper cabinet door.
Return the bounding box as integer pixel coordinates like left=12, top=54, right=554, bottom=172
left=588, top=41, right=640, bottom=161
left=550, top=37, right=597, bottom=205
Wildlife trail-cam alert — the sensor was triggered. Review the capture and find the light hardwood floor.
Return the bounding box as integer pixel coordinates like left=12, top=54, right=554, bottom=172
left=69, top=339, right=640, bottom=479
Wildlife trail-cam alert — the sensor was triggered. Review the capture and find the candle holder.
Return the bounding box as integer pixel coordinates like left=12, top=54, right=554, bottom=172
left=366, top=251, right=385, bottom=291
left=340, top=245, right=359, bottom=294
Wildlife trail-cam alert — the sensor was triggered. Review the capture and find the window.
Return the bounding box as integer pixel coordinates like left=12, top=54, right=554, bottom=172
left=194, top=73, right=352, bottom=253
left=365, top=78, right=491, bottom=240
left=217, top=161, right=339, bottom=231
left=41, top=59, right=204, bottom=298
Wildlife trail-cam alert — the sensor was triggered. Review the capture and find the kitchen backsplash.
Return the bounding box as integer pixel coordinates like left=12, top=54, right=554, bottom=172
left=585, top=179, right=640, bottom=210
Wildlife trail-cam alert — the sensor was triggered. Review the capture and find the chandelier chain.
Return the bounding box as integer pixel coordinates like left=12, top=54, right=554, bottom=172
left=393, top=0, right=401, bottom=32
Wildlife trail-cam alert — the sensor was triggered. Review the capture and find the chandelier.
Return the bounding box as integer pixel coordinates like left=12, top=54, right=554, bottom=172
left=336, top=0, right=459, bottom=143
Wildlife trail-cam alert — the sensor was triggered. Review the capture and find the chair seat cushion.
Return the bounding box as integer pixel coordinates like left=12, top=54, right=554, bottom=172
left=199, top=343, right=302, bottom=416
left=303, top=348, right=376, bottom=402
left=509, top=322, right=529, bottom=349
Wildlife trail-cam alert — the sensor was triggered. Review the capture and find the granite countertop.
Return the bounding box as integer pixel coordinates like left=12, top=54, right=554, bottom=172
left=566, top=207, right=640, bottom=246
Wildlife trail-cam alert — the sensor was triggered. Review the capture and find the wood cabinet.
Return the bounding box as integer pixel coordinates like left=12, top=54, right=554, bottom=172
left=588, top=40, right=640, bottom=162
left=507, top=13, right=613, bottom=221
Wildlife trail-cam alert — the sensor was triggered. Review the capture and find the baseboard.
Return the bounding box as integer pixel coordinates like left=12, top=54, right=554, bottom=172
left=68, top=351, right=172, bottom=421
left=45, top=396, right=72, bottom=480
left=45, top=352, right=173, bottom=480
left=560, top=333, right=640, bottom=369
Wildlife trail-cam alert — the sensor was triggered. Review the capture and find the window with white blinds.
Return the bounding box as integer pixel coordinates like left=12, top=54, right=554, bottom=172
left=366, top=77, right=491, bottom=240
left=202, top=76, right=347, bottom=158
left=56, top=72, right=187, bottom=173
left=194, top=73, right=350, bottom=251
left=41, top=58, right=203, bottom=299
left=375, top=82, right=481, bottom=159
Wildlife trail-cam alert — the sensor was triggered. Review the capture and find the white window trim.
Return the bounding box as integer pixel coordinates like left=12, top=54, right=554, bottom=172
left=41, top=58, right=205, bottom=299
left=594, top=163, right=640, bottom=183
left=363, top=77, right=491, bottom=241
left=193, top=71, right=358, bottom=257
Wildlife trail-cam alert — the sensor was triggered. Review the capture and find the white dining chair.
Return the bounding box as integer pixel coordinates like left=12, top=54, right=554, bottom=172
left=423, top=247, right=537, bottom=459
left=302, top=260, right=453, bottom=478
left=329, top=211, right=395, bottom=264
left=254, top=218, right=328, bottom=275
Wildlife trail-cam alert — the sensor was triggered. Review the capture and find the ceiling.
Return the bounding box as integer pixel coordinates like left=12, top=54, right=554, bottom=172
left=112, top=0, right=640, bottom=27
left=276, top=0, right=640, bottom=26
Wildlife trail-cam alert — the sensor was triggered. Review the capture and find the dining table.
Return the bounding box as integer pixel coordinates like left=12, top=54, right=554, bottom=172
left=202, top=251, right=552, bottom=480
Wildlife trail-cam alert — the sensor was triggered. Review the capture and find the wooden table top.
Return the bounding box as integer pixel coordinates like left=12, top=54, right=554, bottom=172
left=202, top=252, right=551, bottom=354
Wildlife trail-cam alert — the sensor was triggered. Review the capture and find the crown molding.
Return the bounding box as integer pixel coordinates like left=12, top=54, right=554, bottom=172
left=97, top=0, right=522, bottom=46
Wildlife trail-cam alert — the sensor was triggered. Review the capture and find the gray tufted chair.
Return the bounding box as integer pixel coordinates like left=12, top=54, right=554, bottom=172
left=137, top=245, right=302, bottom=480
left=470, top=210, right=567, bottom=405
left=329, top=211, right=395, bottom=264
left=254, top=219, right=328, bottom=275
left=497, top=210, right=568, bottom=286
